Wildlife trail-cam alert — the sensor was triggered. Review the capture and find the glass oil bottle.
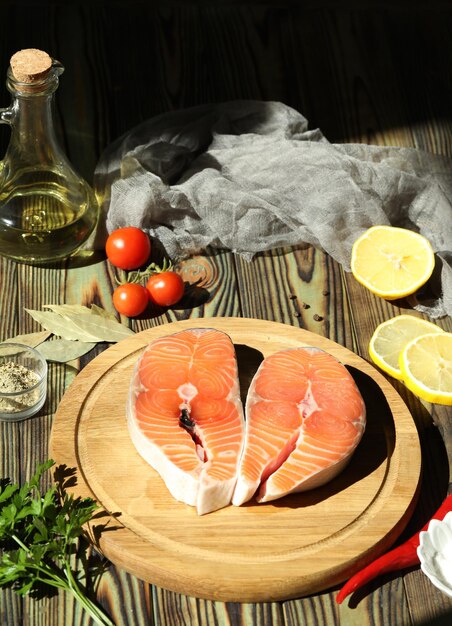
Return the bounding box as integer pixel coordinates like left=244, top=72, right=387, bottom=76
left=0, top=48, right=99, bottom=263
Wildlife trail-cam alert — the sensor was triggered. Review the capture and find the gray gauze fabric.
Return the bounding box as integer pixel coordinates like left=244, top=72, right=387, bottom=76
left=94, top=101, right=452, bottom=318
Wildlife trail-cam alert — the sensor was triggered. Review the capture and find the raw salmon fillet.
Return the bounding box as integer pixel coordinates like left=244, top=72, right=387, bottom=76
left=232, top=347, right=366, bottom=505
left=127, top=328, right=245, bottom=515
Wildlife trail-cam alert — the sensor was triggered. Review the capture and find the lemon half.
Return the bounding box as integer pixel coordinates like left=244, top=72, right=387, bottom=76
left=351, top=225, right=435, bottom=299
left=369, top=315, right=444, bottom=380
left=399, top=332, right=452, bottom=405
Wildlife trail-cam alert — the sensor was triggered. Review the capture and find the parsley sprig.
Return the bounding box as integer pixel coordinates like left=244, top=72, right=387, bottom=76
left=0, top=459, right=115, bottom=626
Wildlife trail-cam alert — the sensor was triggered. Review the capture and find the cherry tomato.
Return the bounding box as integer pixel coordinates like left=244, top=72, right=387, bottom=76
left=113, top=283, right=149, bottom=317
left=146, top=271, right=185, bottom=307
left=106, top=227, right=151, bottom=270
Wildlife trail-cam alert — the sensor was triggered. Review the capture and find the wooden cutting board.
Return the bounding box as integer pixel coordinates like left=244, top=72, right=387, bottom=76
left=49, top=318, right=422, bottom=602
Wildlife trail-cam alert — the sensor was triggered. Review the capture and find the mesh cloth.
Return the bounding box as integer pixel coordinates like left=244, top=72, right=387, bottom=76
left=94, top=101, right=452, bottom=318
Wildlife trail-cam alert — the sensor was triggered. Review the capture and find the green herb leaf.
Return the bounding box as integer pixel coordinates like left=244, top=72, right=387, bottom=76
left=0, top=459, right=116, bottom=626
left=0, top=483, right=18, bottom=504
left=32, top=516, right=49, bottom=541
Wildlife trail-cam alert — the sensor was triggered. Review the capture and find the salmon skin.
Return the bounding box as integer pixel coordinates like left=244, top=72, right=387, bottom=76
left=232, top=346, right=366, bottom=505
left=127, top=328, right=245, bottom=515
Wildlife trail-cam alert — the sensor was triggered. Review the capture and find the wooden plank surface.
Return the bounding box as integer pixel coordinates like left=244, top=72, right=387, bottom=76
left=0, top=2, right=452, bottom=625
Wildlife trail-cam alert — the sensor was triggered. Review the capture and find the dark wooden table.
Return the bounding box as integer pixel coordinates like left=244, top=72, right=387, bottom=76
left=1, top=2, right=452, bottom=625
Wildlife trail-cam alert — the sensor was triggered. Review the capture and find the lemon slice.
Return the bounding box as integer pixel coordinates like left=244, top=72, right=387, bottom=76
left=399, top=332, right=452, bottom=405
left=369, top=315, right=444, bottom=380
left=351, top=225, right=435, bottom=299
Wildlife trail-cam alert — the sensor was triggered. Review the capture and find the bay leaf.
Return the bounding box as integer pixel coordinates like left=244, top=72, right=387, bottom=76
left=43, top=304, right=92, bottom=316
left=25, top=309, right=134, bottom=342
left=2, top=330, right=52, bottom=348
left=37, top=339, right=96, bottom=362
left=62, top=312, right=135, bottom=342
left=45, top=303, right=117, bottom=321
left=90, top=304, right=117, bottom=321
left=26, top=309, right=101, bottom=342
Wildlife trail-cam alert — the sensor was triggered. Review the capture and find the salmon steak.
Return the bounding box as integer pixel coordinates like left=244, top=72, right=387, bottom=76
left=232, top=346, right=366, bottom=505
left=127, top=328, right=245, bottom=515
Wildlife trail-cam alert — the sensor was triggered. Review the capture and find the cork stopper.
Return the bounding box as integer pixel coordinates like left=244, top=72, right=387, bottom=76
left=10, top=48, right=52, bottom=83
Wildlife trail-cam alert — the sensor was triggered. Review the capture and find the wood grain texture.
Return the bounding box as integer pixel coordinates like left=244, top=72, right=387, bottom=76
left=0, top=1, right=451, bottom=625
left=152, top=588, right=286, bottom=626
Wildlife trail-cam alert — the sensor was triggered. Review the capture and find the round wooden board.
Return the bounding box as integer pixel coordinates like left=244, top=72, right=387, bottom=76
left=50, top=318, right=422, bottom=602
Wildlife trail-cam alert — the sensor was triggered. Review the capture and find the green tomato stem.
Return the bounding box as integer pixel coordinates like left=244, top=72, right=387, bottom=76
left=115, top=259, right=175, bottom=286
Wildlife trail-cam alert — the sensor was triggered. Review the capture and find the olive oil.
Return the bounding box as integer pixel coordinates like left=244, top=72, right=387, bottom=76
left=0, top=49, right=99, bottom=263
left=0, top=165, right=98, bottom=262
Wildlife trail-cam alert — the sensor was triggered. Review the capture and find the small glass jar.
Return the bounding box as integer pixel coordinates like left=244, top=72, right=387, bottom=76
left=0, top=49, right=99, bottom=263
left=0, top=343, right=47, bottom=421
